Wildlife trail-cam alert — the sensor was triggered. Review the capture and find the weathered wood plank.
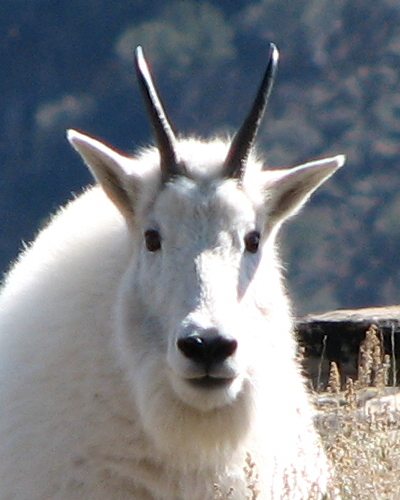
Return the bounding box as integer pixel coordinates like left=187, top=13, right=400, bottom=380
left=296, top=306, right=400, bottom=388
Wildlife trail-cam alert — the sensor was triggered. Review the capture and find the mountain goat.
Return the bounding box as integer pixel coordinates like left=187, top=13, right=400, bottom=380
left=0, top=44, right=344, bottom=499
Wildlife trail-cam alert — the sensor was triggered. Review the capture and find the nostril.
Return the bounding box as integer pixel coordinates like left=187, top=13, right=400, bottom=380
left=213, top=338, right=237, bottom=362
left=177, top=336, right=204, bottom=362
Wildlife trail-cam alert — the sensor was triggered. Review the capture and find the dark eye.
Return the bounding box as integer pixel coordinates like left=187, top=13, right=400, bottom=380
left=244, top=230, right=260, bottom=254
left=144, top=229, right=161, bottom=252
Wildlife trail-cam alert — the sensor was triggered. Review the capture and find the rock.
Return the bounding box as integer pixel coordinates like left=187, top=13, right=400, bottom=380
left=315, top=387, right=400, bottom=439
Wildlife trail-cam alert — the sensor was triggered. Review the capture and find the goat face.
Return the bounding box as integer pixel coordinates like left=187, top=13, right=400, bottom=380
left=67, top=46, right=344, bottom=418
left=68, top=132, right=343, bottom=419
left=139, top=175, right=263, bottom=412
left=108, top=159, right=270, bottom=412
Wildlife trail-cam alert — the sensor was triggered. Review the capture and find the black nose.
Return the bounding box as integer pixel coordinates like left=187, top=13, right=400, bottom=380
left=177, top=329, right=237, bottom=368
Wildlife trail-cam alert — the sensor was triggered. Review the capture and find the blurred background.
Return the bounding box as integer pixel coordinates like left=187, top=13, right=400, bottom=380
left=1, top=0, right=400, bottom=315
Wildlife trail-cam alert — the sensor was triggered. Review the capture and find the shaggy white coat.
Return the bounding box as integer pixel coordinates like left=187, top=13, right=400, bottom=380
left=0, top=134, right=344, bottom=499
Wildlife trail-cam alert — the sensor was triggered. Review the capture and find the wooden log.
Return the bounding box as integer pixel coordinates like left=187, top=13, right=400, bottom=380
left=295, top=306, right=400, bottom=389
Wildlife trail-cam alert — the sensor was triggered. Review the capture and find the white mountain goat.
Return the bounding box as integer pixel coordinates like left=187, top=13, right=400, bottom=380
left=0, top=44, right=344, bottom=499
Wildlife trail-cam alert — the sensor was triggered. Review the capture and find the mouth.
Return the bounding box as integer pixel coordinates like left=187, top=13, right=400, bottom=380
left=187, top=375, right=234, bottom=389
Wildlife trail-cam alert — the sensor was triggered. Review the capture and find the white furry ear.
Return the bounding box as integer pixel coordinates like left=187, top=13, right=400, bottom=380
left=265, top=155, right=345, bottom=226
left=67, top=129, right=138, bottom=220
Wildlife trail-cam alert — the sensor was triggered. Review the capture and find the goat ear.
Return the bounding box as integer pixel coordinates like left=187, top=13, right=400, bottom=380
left=265, top=155, right=345, bottom=226
left=67, top=129, right=137, bottom=220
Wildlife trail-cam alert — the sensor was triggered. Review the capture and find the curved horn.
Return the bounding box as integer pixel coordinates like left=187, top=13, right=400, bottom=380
left=134, top=46, right=185, bottom=180
left=223, top=43, right=279, bottom=179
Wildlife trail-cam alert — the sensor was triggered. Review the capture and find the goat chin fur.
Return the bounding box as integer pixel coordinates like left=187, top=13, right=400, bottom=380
left=0, top=138, right=334, bottom=499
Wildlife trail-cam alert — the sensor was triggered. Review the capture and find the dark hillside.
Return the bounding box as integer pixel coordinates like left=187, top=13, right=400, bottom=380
left=2, top=0, right=400, bottom=314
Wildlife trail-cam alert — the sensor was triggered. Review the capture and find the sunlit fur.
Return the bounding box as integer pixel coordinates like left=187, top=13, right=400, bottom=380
left=0, top=136, right=343, bottom=499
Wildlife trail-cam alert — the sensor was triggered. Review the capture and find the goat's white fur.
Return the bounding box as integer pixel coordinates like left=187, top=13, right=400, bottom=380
left=0, top=130, right=344, bottom=499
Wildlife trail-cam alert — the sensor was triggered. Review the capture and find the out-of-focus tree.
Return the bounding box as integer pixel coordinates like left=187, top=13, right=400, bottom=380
left=2, top=0, right=400, bottom=314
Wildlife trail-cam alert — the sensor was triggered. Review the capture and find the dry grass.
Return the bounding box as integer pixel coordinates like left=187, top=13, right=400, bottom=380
left=316, top=324, right=400, bottom=499
left=213, top=453, right=259, bottom=499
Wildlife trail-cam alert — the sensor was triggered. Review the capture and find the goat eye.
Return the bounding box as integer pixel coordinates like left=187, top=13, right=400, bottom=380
left=144, top=229, right=161, bottom=252
left=244, top=230, right=260, bottom=254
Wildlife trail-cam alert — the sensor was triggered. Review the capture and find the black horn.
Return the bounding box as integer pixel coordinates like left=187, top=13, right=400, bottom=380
left=134, top=46, right=185, bottom=180
left=223, top=43, right=279, bottom=180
